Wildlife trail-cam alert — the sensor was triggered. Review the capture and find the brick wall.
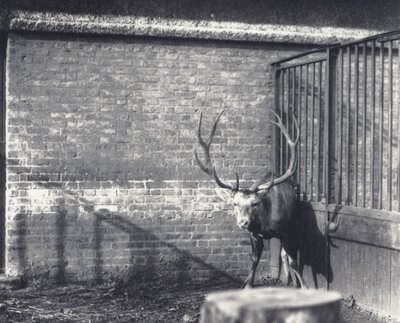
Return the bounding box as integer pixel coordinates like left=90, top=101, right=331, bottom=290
left=5, top=31, right=304, bottom=283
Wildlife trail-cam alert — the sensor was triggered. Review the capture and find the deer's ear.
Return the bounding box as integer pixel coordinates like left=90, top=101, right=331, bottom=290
left=215, top=188, right=232, bottom=201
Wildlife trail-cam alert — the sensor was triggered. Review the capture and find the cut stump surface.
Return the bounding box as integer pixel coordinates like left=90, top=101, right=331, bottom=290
left=200, top=287, right=342, bottom=323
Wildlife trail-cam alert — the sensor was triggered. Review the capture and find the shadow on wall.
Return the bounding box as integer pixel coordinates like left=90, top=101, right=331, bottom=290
left=93, top=210, right=240, bottom=285
left=286, top=202, right=335, bottom=289
left=13, top=182, right=241, bottom=287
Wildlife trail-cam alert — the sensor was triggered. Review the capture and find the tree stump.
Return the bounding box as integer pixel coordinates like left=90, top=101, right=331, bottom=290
left=200, top=287, right=341, bottom=323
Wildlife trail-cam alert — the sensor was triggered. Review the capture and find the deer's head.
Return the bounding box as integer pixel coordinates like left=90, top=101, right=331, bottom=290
left=194, top=110, right=299, bottom=231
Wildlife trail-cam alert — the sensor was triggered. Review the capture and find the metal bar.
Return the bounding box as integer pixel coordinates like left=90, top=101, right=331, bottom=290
left=280, top=70, right=285, bottom=175
left=328, top=30, right=400, bottom=53
left=271, top=44, right=338, bottom=66
left=362, top=42, right=367, bottom=208
left=378, top=42, right=384, bottom=209
left=323, top=49, right=334, bottom=204
left=346, top=46, right=351, bottom=205
left=316, top=61, right=322, bottom=201
left=323, top=55, right=330, bottom=204
left=354, top=44, right=359, bottom=206
left=277, top=58, right=327, bottom=70
left=310, top=63, right=315, bottom=200
left=388, top=41, right=393, bottom=211
left=377, top=35, right=400, bottom=43
left=272, top=65, right=281, bottom=175
left=323, top=49, right=336, bottom=291
left=297, top=66, right=302, bottom=192
left=336, top=48, right=344, bottom=205
left=292, top=67, right=297, bottom=185
left=397, top=43, right=400, bottom=212
left=271, top=30, right=400, bottom=68
left=304, top=65, right=309, bottom=199
left=370, top=41, right=376, bottom=209
left=286, top=69, right=291, bottom=170
left=271, top=29, right=400, bottom=66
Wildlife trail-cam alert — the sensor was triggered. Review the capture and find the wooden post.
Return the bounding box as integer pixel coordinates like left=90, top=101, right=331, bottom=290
left=200, top=287, right=342, bottom=323
left=324, top=48, right=337, bottom=290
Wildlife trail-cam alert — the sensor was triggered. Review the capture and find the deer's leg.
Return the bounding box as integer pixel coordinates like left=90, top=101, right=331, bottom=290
left=242, top=234, right=264, bottom=289
left=280, top=247, right=292, bottom=286
left=282, top=245, right=308, bottom=289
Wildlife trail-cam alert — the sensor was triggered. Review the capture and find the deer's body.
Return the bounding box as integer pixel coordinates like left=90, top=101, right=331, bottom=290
left=234, top=182, right=295, bottom=238
left=194, top=110, right=307, bottom=289
left=232, top=182, right=304, bottom=288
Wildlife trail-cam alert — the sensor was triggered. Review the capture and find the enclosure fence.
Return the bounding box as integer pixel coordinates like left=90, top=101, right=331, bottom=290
left=272, top=30, right=400, bottom=212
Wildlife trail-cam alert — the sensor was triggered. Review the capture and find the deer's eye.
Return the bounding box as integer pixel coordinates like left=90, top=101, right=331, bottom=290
left=233, top=202, right=238, bottom=207
left=251, top=201, right=260, bottom=207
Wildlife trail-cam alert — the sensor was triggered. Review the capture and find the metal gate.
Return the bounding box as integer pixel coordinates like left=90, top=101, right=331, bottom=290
left=272, top=29, right=400, bottom=212
left=271, top=30, right=400, bottom=292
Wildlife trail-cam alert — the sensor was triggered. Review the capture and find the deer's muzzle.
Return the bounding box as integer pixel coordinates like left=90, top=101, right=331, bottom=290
left=237, top=218, right=249, bottom=230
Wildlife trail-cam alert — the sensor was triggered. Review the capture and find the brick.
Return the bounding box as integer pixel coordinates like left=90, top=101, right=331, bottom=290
left=1, top=31, right=302, bottom=285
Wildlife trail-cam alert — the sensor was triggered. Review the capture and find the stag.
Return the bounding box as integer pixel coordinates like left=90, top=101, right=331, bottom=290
left=194, top=110, right=307, bottom=289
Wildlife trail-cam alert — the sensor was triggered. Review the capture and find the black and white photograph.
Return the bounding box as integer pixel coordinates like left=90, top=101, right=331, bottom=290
left=0, top=1, right=398, bottom=322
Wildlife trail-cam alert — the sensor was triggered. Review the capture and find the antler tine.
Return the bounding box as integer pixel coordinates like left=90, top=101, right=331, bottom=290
left=250, top=171, right=275, bottom=193
left=234, top=172, right=239, bottom=191
left=194, top=110, right=238, bottom=191
left=290, top=114, right=300, bottom=147
left=256, top=111, right=299, bottom=191
left=213, top=167, right=239, bottom=190
left=208, top=110, right=224, bottom=146
left=270, top=110, right=300, bottom=147
left=194, top=149, right=211, bottom=176
left=194, top=112, right=212, bottom=176
left=194, top=111, right=224, bottom=176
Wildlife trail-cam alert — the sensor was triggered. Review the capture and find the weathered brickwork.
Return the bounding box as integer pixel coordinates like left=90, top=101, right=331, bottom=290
left=5, top=31, right=304, bottom=283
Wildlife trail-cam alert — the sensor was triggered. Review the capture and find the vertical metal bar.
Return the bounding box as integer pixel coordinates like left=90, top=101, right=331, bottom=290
left=370, top=41, right=376, bottom=209
left=354, top=45, right=359, bottom=206
left=336, top=48, right=344, bottom=205
left=270, top=65, right=284, bottom=283
left=323, top=51, right=335, bottom=291
left=324, top=49, right=337, bottom=205
left=310, top=63, right=316, bottom=200
left=286, top=68, right=291, bottom=170
left=388, top=41, right=393, bottom=211
left=346, top=46, right=351, bottom=205
left=280, top=69, right=285, bottom=175
left=316, top=61, right=322, bottom=201
left=297, top=66, right=302, bottom=193
left=272, top=65, right=281, bottom=175
left=378, top=42, right=384, bottom=210
left=397, top=42, right=400, bottom=212
left=304, top=65, right=309, bottom=199
left=292, top=67, right=296, bottom=185
left=362, top=42, right=367, bottom=208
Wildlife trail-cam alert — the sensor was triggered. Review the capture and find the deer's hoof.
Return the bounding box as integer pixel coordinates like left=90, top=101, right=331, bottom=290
left=242, top=281, right=253, bottom=289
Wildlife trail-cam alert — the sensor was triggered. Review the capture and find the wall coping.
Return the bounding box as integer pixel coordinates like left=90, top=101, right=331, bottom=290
left=7, top=11, right=382, bottom=45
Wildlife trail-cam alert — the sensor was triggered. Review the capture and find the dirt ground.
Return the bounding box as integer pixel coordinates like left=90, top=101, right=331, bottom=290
left=0, top=280, right=397, bottom=323
left=0, top=280, right=232, bottom=323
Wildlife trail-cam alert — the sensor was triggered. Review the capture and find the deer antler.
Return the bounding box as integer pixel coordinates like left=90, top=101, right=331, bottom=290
left=194, top=111, right=239, bottom=191
left=249, top=171, right=275, bottom=193
left=254, top=111, right=299, bottom=191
